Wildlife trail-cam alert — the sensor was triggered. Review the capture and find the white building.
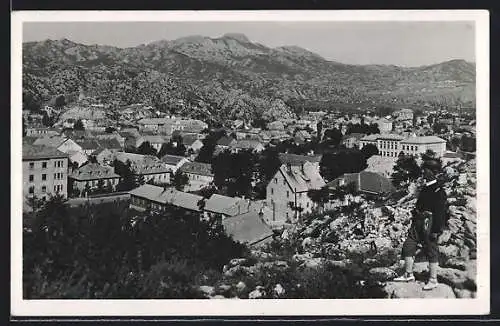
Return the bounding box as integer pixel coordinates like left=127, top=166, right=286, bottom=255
left=399, top=136, right=447, bottom=157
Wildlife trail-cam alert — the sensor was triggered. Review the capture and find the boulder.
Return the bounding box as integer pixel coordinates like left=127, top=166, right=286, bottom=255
left=229, top=258, right=248, bottom=268
left=437, top=230, right=452, bottom=244
left=217, top=284, right=232, bottom=292
left=384, top=281, right=456, bottom=298
left=198, top=285, right=215, bottom=297
left=274, top=284, right=285, bottom=296
left=248, top=286, right=265, bottom=299
left=439, top=244, right=460, bottom=261
left=302, top=237, right=314, bottom=249
left=363, top=258, right=380, bottom=268
left=236, top=281, right=246, bottom=292
left=369, top=267, right=397, bottom=282
left=373, top=237, right=392, bottom=252
left=443, top=258, right=467, bottom=271
left=210, top=295, right=227, bottom=299
left=303, top=257, right=325, bottom=269
left=437, top=267, right=476, bottom=291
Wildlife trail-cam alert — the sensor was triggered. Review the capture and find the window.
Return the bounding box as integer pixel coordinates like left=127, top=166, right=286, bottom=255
left=54, top=173, right=57, bottom=179
left=42, top=174, right=47, bottom=181
left=41, top=186, right=46, bottom=193
left=283, top=179, right=286, bottom=186
left=42, top=162, right=47, bottom=169
left=274, top=178, right=277, bottom=184
left=29, top=175, right=34, bottom=182
left=29, top=162, right=34, bottom=169
left=60, top=185, right=63, bottom=191
left=271, top=188, right=274, bottom=195
left=28, top=186, right=34, bottom=194
left=286, top=191, right=289, bottom=198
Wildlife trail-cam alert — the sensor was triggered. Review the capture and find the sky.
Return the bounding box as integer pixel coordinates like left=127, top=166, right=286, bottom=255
left=22, top=21, right=475, bottom=67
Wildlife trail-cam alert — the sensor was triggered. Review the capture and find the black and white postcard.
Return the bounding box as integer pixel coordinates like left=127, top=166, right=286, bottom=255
left=11, top=10, right=490, bottom=317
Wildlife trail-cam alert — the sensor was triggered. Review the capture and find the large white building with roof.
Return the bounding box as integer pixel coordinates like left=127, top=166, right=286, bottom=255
left=399, top=136, right=447, bottom=157
left=129, top=184, right=204, bottom=213
left=266, top=161, right=326, bottom=224
left=359, top=133, right=405, bottom=158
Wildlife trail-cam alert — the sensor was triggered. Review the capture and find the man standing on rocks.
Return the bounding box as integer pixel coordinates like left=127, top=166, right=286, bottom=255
left=393, top=159, right=447, bottom=291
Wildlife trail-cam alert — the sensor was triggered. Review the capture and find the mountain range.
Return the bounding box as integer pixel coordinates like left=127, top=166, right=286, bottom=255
left=22, top=33, right=476, bottom=121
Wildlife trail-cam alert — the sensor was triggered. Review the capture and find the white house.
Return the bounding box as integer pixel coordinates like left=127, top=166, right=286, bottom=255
left=178, top=162, right=214, bottom=191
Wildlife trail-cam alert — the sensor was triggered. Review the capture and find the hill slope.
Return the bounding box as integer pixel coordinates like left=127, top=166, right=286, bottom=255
left=22, top=35, right=476, bottom=119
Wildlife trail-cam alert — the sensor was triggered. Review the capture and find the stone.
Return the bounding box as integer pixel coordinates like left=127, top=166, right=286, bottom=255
left=248, top=287, right=264, bottom=299
left=437, top=230, right=452, bottom=244
left=274, top=284, right=285, bottom=296
left=373, top=237, right=392, bottom=252
left=443, top=258, right=467, bottom=271
left=363, top=258, right=379, bottom=268
left=303, top=257, right=325, bottom=269
left=369, top=267, right=397, bottom=282
left=439, top=244, right=460, bottom=261
left=229, top=258, right=247, bottom=268
left=302, top=237, right=314, bottom=249
left=384, top=281, right=456, bottom=298
left=218, top=284, right=232, bottom=292
left=437, top=267, right=476, bottom=290
left=236, top=281, right=246, bottom=292
left=199, top=285, right=215, bottom=297
left=210, top=295, right=227, bottom=299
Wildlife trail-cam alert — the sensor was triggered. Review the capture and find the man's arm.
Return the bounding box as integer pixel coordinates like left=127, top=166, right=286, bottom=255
left=431, top=189, right=447, bottom=234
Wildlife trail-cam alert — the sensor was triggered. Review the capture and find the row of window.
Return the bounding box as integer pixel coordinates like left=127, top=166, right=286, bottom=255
left=28, top=160, right=65, bottom=170
left=401, top=145, right=419, bottom=151
left=380, top=151, right=398, bottom=157
left=28, top=184, right=63, bottom=194
left=29, top=172, right=65, bottom=182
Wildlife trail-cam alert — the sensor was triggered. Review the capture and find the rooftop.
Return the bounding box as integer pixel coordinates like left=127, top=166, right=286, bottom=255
left=70, top=163, right=120, bottom=181
left=222, top=211, right=274, bottom=246
left=23, top=144, right=68, bottom=161
left=279, top=153, right=322, bottom=166
left=130, top=185, right=204, bottom=212
left=160, top=154, right=189, bottom=166
left=204, top=194, right=249, bottom=216
left=179, top=162, right=214, bottom=177
left=279, top=162, right=326, bottom=193
left=401, top=136, right=446, bottom=144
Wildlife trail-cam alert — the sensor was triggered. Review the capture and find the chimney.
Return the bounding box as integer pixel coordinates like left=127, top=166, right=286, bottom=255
left=286, top=163, right=292, bottom=173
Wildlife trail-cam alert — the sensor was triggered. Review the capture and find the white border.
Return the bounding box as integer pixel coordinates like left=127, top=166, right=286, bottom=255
left=11, top=10, right=490, bottom=317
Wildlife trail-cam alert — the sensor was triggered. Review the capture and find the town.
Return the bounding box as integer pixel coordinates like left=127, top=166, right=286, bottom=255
left=22, top=93, right=477, bottom=247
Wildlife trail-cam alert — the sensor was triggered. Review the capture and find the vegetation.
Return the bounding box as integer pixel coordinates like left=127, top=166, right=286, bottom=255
left=391, top=154, right=421, bottom=188
left=319, top=149, right=368, bottom=182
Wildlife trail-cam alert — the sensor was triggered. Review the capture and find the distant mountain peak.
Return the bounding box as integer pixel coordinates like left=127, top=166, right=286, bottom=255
left=222, top=33, right=250, bottom=43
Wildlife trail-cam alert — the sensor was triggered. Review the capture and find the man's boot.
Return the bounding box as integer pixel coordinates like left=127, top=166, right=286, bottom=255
left=393, top=256, right=416, bottom=282
left=423, top=262, right=439, bottom=290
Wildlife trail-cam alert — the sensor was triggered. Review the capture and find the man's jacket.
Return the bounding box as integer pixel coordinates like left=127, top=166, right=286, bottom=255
left=414, top=181, right=447, bottom=234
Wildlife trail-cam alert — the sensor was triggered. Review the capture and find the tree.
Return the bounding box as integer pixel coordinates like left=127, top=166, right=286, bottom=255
left=115, top=159, right=138, bottom=191
left=307, top=186, right=330, bottom=212
left=74, top=119, right=85, bottom=131
left=196, top=130, right=226, bottom=164
left=137, top=141, right=157, bottom=156
left=105, top=127, right=116, bottom=134
left=322, top=128, right=342, bottom=148
left=391, top=154, right=421, bottom=188
left=96, top=179, right=105, bottom=194
left=257, top=147, right=282, bottom=182
left=172, top=171, right=189, bottom=191
left=319, top=149, right=368, bottom=182
left=360, top=144, right=379, bottom=159
left=54, top=95, right=66, bottom=108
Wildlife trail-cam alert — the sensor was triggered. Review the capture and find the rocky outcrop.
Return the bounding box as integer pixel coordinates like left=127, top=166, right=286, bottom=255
left=384, top=281, right=456, bottom=298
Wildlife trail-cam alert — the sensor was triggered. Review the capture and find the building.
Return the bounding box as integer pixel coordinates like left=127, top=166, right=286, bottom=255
left=393, top=108, right=414, bottom=121
left=160, top=154, right=190, bottom=173
left=23, top=144, right=69, bottom=206
left=327, top=171, right=395, bottom=196
left=341, top=133, right=366, bottom=149
left=25, top=127, right=59, bottom=137
left=182, top=135, right=204, bottom=153
left=93, top=148, right=115, bottom=166
left=266, top=162, right=326, bottom=224
left=216, top=136, right=237, bottom=150
left=129, top=184, right=204, bottom=213
left=114, top=152, right=171, bottom=185
left=67, top=150, right=89, bottom=168
left=399, top=136, right=447, bottom=157
left=203, top=194, right=251, bottom=219
left=278, top=153, right=322, bottom=171
left=230, top=139, right=265, bottom=153
left=33, top=135, right=83, bottom=156
left=69, top=163, right=121, bottom=197
left=377, top=118, right=393, bottom=134
left=359, top=134, right=405, bottom=158
left=178, top=162, right=214, bottom=191
left=75, top=139, right=101, bottom=156
left=267, top=121, right=285, bottom=131
left=142, top=135, right=167, bottom=153
left=222, top=210, right=274, bottom=248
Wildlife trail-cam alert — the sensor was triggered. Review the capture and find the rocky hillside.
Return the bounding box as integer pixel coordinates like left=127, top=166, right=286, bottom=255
left=189, top=158, right=477, bottom=299
left=23, top=35, right=475, bottom=119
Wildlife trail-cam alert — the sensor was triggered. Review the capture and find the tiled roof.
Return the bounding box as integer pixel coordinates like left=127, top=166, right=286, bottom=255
left=232, top=139, right=264, bottom=150
left=279, top=153, right=322, bottom=165
left=182, top=134, right=201, bottom=146
left=342, top=133, right=366, bottom=141
left=377, top=134, right=405, bottom=140
left=160, top=154, right=188, bottom=166
left=96, top=138, right=122, bottom=150
left=76, top=139, right=101, bottom=150
left=70, top=163, right=120, bottom=181
left=142, top=135, right=167, bottom=144
left=204, top=194, right=249, bottom=216
left=217, top=136, right=236, bottom=147
left=23, top=144, right=68, bottom=161
left=222, top=211, right=274, bottom=246
left=130, top=185, right=204, bottom=212
left=32, top=135, right=67, bottom=148
left=114, top=152, right=170, bottom=175
left=400, top=136, right=446, bottom=144
left=279, top=162, right=326, bottom=193
left=179, top=162, right=214, bottom=177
